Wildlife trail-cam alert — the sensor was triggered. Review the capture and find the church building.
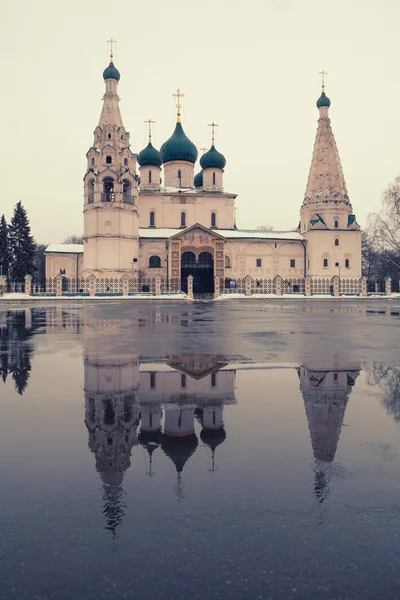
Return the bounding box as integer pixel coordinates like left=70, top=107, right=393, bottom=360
left=45, top=55, right=361, bottom=295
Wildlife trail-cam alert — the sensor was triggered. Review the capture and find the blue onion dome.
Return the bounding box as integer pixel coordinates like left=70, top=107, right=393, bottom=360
left=317, top=91, right=331, bottom=109
left=103, top=62, right=120, bottom=81
left=194, top=171, right=203, bottom=188
left=200, top=145, right=226, bottom=170
left=137, top=142, right=162, bottom=167
left=160, top=122, right=198, bottom=164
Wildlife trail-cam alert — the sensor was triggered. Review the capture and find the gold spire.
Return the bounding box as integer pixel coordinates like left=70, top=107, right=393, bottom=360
left=319, top=70, right=327, bottom=92
left=173, top=89, right=184, bottom=122
left=208, top=122, right=219, bottom=146
left=199, top=146, right=209, bottom=155
left=107, top=38, right=117, bottom=62
left=145, top=119, right=155, bottom=144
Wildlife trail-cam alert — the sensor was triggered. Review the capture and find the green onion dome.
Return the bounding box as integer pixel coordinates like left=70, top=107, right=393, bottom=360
left=103, top=62, right=120, bottom=81
left=200, top=145, right=226, bottom=170
left=317, top=91, right=331, bottom=109
left=137, top=142, right=163, bottom=168
left=194, top=171, right=203, bottom=188
left=160, top=122, right=198, bottom=164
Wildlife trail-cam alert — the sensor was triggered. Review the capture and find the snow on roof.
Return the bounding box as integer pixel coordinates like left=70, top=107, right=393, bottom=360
left=139, top=228, right=302, bottom=241
left=45, top=244, right=84, bottom=254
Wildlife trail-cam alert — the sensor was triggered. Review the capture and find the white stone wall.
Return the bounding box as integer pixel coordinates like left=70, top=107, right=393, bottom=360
left=45, top=252, right=84, bottom=279
left=139, top=240, right=167, bottom=278
left=202, top=168, right=223, bottom=191
left=304, top=229, right=361, bottom=278
left=224, top=240, right=305, bottom=279
left=163, top=161, right=194, bottom=188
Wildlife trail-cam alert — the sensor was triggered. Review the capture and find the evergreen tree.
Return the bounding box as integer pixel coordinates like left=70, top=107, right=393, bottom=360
left=0, top=214, right=10, bottom=278
left=9, top=201, right=36, bottom=283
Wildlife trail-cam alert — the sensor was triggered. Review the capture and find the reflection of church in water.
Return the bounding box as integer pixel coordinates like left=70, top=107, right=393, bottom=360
left=84, top=342, right=236, bottom=534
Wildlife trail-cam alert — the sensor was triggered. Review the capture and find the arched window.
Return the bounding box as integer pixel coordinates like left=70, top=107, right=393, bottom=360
left=323, top=258, right=328, bottom=268
left=211, top=373, right=217, bottom=387
left=108, top=133, right=112, bottom=139
left=345, top=258, right=350, bottom=268
left=106, top=155, right=112, bottom=164
left=180, top=212, right=186, bottom=227
left=150, top=211, right=155, bottom=227
left=88, top=179, right=95, bottom=204
left=124, top=158, right=128, bottom=166
left=148, top=170, right=152, bottom=184
left=149, top=255, right=161, bottom=268
left=335, top=238, right=339, bottom=246
left=123, top=179, right=132, bottom=204
left=225, top=255, right=231, bottom=268
left=91, top=157, right=95, bottom=166
left=213, top=172, right=216, bottom=185
left=178, top=170, right=182, bottom=185
left=211, top=212, right=216, bottom=227
left=181, top=374, right=186, bottom=388
left=102, top=177, right=115, bottom=202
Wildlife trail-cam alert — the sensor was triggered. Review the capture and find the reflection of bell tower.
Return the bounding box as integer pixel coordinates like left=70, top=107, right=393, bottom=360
left=299, top=364, right=359, bottom=502
left=84, top=330, right=140, bottom=535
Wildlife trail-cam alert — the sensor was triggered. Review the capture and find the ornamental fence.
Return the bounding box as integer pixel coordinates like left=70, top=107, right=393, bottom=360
left=0, top=275, right=395, bottom=298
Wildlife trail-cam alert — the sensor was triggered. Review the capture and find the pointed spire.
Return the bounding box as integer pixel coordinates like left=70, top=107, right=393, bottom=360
left=304, top=82, right=347, bottom=203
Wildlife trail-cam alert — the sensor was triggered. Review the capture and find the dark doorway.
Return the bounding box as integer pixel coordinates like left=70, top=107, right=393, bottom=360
left=181, top=251, right=214, bottom=295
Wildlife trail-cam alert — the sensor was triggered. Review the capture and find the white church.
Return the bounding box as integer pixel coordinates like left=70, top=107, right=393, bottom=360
left=45, top=54, right=362, bottom=296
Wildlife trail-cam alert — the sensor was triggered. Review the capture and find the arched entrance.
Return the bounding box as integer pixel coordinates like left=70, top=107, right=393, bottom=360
left=181, top=251, right=214, bottom=295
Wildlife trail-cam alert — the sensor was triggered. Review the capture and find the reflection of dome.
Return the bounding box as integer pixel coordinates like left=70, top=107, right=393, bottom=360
left=200, top=427, right=226, bottom=451
left=316, top=91, right=331, bottom=108
left=103, top=62, right=120, bottom=81
left=161, top=433, right=198, bottom=473
left=137, top=142, right=163, bottom=167
left=161, top=122, right=198, bottom=164
left=138, top=429, right=162, bottom=455
left=200, top=145, right=226, bottom=170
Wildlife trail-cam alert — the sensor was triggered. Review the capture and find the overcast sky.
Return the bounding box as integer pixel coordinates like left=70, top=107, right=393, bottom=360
left=2, top=0, right=400, bottom=243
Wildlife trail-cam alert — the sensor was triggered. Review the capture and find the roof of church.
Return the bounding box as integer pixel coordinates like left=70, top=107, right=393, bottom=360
left=317, top=91, right=331, bottom=108
left=194, top=171, right=203, bottom=187
left=137, top=142, right=162, bottom=167
left=160, top=122, right=198, bottom=164
left=200, top=145, right=226, bottom=170
left=139, top=228, right=303, bottom=241
left=45, top=244, right=84, bottom=254
left=103, top=61, right=120, bottom=81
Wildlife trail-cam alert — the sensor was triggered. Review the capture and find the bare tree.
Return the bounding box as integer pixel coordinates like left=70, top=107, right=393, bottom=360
left=368, top=175, right=400, bottom=269
left=63, top=235, right=83, bottom=244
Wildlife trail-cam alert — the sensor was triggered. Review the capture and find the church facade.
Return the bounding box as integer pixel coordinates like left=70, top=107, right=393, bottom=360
left=45, top=56, right=362, bottom=295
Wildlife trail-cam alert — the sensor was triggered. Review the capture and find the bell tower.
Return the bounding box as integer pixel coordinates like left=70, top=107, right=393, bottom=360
left=83, top=43, right=139, bottom=277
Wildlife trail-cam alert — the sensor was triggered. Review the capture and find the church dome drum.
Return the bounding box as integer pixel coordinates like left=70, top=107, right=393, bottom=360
left=161, top=122, right=198, bottom=164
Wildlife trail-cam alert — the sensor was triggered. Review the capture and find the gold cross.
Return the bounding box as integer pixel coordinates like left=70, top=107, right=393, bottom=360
left=319, top=70, right=327, bottom=91
left=107, top=39, right=117, bottom=61
left=173, top=89, right=184, bottom=122
left=208, top=122, right=219, bottom=146
left=145, top=119, right=155, bottom=142
left=199, top=146, right=209, bottom=155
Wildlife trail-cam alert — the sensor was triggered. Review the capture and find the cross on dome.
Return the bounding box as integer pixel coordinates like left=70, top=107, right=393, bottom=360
left=145, top=118, right=155, bottom=143
left=208, top=122, right=219, bottom=146
left=107, top=38, right=117, bottom=62
left=319, top=70, right=327, bottom=92
left=173, top=89, right=184, bottom=122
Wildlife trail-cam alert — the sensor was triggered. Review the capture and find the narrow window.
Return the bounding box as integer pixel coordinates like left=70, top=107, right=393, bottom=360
left=150, top=211, right=155, bottom=227
left=290, top=259, right=295, bottom=268
left=108, top=133, right=111, bottom=139
left=150, top=373, right=156, bottom=389
left=213, top=172, right=216, bottom=185
left=323, top=258, right=328, bottom=268
left=335, top=238, right=339, bottom=246
left=274, top=243, right=277, bottom=249
left=124, top=158, right=128, bottom=166
left=181, top=374, right=186, bottom=388
left=256, top=258, right=262, bottom=267
left=334, top=220, right=339, bottom=228
left=178, top=170, right=182, bottom=185
left=211, top=373, right=217, bottom=387
left=149, top=170, right=152, bottom=184
left=345, top=259, right=350, bottom=268
left=211, top=212, right=216, bottom=227
left=308, top=259, right=310, bottom=268
left=334, top=373, right=338, bottom=381
left=91, top=157, right=94, bottom=166
left=106, top=155, right=112, bottom=164
left=181, top=212, right=186, bottom=227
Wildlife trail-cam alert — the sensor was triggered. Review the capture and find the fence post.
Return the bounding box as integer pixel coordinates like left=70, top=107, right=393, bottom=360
left=89, top=274, right=96, bottom=297
left=360, top=276, right=367, bottom=297
left=0, top=275, right=7, bottom=296
left=187, top=275, right=193, bottom=298
left=214, top=276, right=220, bottom=298
left=331, top=275, right=339, bottom=297
left=244, top=275, right=252, bottom=296
left=305, top=276, right=311, bottom=297
left=55, top=274, right=63, bottom=297
left=273, top=275, right=282, bottom=296
left=155, top=274, right=162, bottom=296
left=24, top=274, right=32, bottom=296
left=384, top=276, right=392, bottom=296
left=122, top=274, right=129, bottom=296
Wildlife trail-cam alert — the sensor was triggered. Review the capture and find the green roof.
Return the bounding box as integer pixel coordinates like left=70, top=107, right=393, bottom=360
left=200, top=145, right=226, bottom=170
left=317, top=91, right=331, bottom=109
left=103, top=62, right=120, bottom=81
left=161, top=122, right=198, bottom=164
left=137, top=142, right=162, bottom=167
left=194, top=171, right=203, bottom=187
